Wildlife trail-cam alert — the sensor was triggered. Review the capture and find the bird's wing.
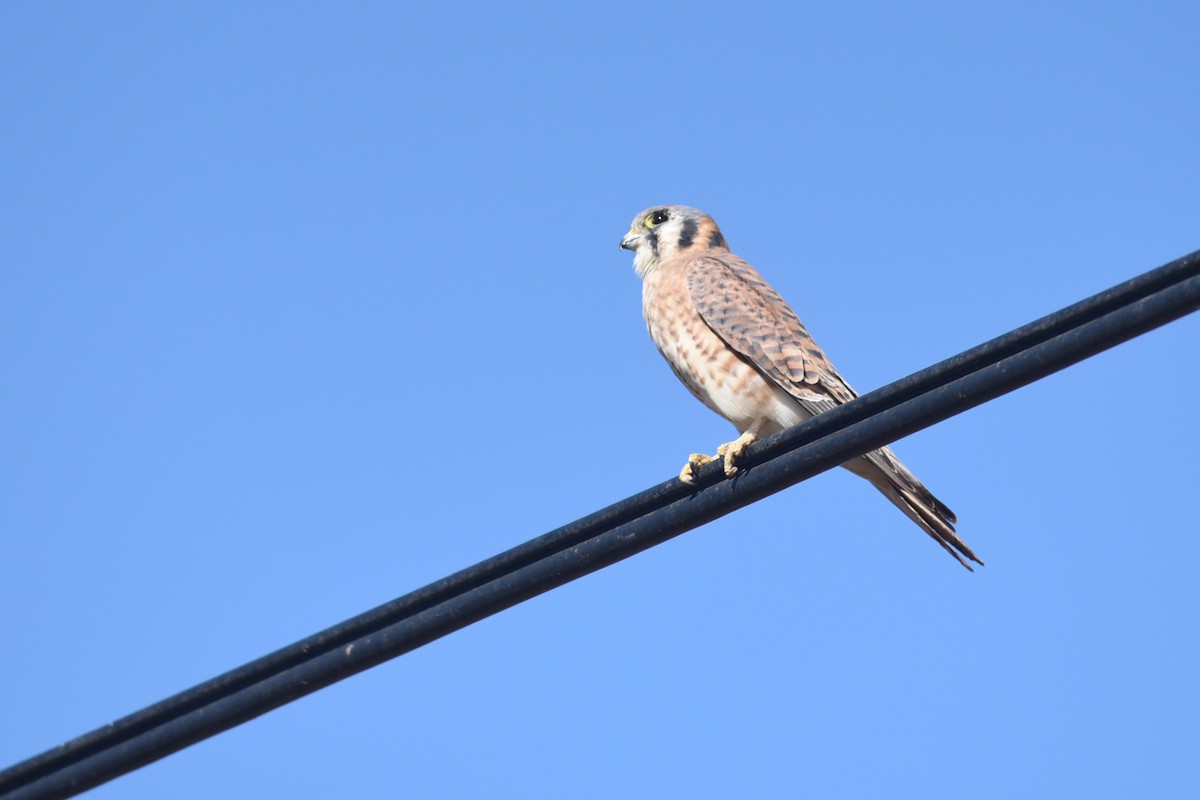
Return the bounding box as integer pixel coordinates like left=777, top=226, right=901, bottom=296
left=685, top=253, right=856, bottom=411
left=686, top=253, right=973, bottom=565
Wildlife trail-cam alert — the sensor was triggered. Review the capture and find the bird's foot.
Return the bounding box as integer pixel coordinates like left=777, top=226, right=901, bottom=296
left=679, top=453, right=716, bottom=484
left=678, top=433, right=757, bottom=483
left=716, top=432, right=756, bottom=477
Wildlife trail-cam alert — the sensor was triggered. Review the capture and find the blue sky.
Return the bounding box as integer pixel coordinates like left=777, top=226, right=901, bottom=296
left=2, top=2, right=1198, bottom=798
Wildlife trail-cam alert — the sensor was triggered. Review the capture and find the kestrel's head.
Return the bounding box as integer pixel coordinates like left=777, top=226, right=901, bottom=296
left=620, top=205, right=729, bottom=277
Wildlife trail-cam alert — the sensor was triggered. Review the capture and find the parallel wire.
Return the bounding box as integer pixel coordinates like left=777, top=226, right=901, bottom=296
left=2, top=249, right=1198, bottom=800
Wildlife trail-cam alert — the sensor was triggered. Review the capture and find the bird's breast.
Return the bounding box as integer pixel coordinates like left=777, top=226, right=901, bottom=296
left=641, top=268, right=807, bottom=435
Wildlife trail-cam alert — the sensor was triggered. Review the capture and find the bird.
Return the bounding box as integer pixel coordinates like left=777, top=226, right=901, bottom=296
left=619, top=205, right=983, bottom=570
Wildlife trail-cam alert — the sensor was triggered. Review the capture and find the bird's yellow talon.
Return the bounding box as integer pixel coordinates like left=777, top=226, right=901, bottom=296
left=679, top=434, right=756, bottom=482
left=717, top=432, right=756, bottom=476
left=679, top=453, right=716, bottom=484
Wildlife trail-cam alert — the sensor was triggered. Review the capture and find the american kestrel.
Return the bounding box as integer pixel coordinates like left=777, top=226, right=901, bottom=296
left=620, top=205, right=982, bottom=570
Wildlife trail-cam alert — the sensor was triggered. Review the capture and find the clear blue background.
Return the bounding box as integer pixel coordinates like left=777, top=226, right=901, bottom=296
left=3, top=2, right=1198, bottom=798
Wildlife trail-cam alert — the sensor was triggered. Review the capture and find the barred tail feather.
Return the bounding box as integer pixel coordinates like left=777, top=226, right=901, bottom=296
left=844, top=448, right=983, bottom=571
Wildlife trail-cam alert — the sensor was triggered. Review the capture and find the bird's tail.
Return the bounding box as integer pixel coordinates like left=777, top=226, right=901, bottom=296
left=844, top=447, right=983, bottom=571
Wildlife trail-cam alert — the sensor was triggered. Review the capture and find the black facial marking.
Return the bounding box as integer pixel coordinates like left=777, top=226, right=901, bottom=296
left=708, top=229, right=727, bottom=249
left=647, top=229, right=659, bottom=255
left=678, top=217, right=698, bottom=250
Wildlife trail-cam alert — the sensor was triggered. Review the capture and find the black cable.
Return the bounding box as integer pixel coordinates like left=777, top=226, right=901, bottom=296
left=2, top=250, right=1198, bottom=800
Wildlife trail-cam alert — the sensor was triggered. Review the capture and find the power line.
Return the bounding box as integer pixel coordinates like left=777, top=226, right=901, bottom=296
left=3, top=249, right=1198, bottom=800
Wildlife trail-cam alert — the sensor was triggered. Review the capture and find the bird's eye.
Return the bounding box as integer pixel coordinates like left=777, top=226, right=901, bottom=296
left=645, top=209, right=670, bottom=228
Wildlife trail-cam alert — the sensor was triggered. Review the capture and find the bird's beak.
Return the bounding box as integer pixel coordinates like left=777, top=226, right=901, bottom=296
left=620, top=231, right=641, bottom=251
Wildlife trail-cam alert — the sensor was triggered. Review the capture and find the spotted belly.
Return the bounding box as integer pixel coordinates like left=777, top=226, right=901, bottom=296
left=647, top=303, right=811, bottom=437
